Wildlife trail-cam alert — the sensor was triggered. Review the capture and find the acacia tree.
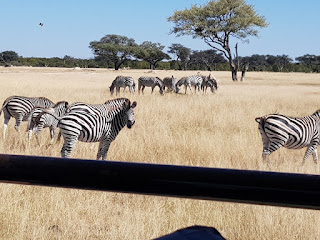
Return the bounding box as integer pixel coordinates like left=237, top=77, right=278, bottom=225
left=135, top=41, right=170, bottom=69
left=168, top=44, right=191, bottom=70
left=0, top=51, right=19, bottom=65
left=89, top=34, right=138, bottom=70
left=168, top=0, right=268, bottom=81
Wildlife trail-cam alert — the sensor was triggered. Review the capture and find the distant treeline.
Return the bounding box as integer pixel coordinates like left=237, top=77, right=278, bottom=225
left=1, top=50, right=319, bottom=73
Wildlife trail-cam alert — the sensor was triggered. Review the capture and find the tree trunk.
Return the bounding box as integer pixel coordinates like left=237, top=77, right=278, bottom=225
left=231, top=67, right=238, bottom=81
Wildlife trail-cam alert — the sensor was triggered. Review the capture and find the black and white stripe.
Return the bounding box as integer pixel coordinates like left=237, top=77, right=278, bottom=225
left=138, top=76, right=165, bottom=95
left=58, top=98, right=137, bottom=160
left=66, top=101, right=110, bottom=115
left=163, top=75, right=178, bottom=92
left=0, top=95, right=55, bottom=138
left=255, top=110, right=320, bottom=165
left=201, top=74, right=218, bottom=93
left=175, top=75, right=203, bottom=94
left=27, top=101, right=69, bottom=144
left=109, top=75, right=136, bottom=96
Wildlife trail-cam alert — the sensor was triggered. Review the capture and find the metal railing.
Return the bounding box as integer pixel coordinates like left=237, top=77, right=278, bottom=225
left=0, top=153, right=319, bottom=210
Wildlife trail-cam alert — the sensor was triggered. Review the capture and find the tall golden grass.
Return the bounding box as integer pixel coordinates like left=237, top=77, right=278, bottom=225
left=0, top=67, right=319, bottom=239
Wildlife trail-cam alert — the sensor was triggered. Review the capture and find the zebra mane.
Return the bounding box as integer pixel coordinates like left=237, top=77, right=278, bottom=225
left=53, top=101, right=68, bottom=108
left=312, top=109, right=320, bottom=118
left=36, top=97, right=53, bottom=101
left=104, top=98, right=130, bottom=112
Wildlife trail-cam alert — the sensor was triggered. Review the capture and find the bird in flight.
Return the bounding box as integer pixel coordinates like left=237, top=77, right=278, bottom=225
left=39, top=23, right=44, bottom=26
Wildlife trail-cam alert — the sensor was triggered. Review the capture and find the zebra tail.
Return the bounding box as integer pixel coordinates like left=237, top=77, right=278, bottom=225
left=0, top=99, right=10, bottom=116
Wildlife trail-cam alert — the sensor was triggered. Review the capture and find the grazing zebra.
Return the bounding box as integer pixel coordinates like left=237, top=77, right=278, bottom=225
left=58, top=98, right=137, bottom=159
left=138, top=76, right=165, bottom=95
left=109, top=75, right=136, bottom=96
left=27, top=101, right=69, bottom=144
left=175, top=75, right=203, bottom=94
left=0, top=95, right=55, bottom=138
left=255, top=110, right=320, bottom=165
left=201, top=74, right=218, bottom=93
left=163, top=75, right=178, bottom=92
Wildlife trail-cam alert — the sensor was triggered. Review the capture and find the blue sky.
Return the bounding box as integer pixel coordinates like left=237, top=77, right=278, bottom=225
left=1, top=0, right=319, bottom=60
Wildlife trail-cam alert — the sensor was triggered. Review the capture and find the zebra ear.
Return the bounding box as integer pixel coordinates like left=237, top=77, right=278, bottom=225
left=65, top=102, right=69, bottom=108
left=131, top=101, right=137, bottom=108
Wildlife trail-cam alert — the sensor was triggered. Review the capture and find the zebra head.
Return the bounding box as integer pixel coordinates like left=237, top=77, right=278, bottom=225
left=125, top=100, right=137, bottom=129
left=109, top=83, right=115, bottom=95
left=208, top=74, right=218, bottom=90
left=175, top=78, right=184, bottom=93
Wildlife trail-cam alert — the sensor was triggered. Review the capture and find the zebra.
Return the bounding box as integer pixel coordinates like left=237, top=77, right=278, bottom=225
left=175, top=75, right=203, bottom=94
left=58, top=98, right=137, bottom=160
left=163, top=75, right=178, bottom=92
left=56, top=100, right=120, bottom=146
left=255, top=109, right=320, bottom=165
left=0, top=95, right=55, bottom=138
left=109, top=76, right=136, bottom=96
left=201, top=74, right=218, bottom=93
left=27, top=101, right=69, bottom=144
left=138, top=76, right=165, bottom=95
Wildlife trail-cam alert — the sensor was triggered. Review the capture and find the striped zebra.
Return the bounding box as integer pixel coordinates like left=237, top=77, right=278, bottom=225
left=255, top=110, right=320, bottom=165
left=175, top=75, right=203, bottom=94
left=58, top=98, right=137, bottom=159
left=66, top=101, right=110, bottom=115
left=138, top=76, right=165, bottom=95
left=163, top=75, right=178, bottom=92
left=201, top=74, right=218, bottom=93
left=0, top=95, right=55, bottom=138
left=27, top=101, right=69, bottom=144
left=109, top=75, right=136, bottom=96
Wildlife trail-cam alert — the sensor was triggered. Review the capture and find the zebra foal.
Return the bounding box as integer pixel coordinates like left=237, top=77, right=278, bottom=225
left=109, top=76, right=136, bottom=96
left=255, top=109, right=320, bottom=165
left=58, top=98, right=137, bottom=160
left=0, top=95, right=55, bottom=138
left=27, top=101, right=69, bottom=144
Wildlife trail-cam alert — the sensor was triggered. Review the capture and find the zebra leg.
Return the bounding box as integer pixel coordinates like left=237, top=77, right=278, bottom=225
left=116, top=86, right=120, bottom=96
left=138, top=83, right=142, bottom=94
left=3, top=115, right=10, bottom=138
left=49, top=127, right=56, bottom=145
left=61, top=137, right=78, bottom=158
left=14, top=116, right=23, bottom=133
left=267, top=139, right=286, bottom=164
left=312, top=148, right=318, bottom=165
left=96, top=141, right=111, bottom=160
left=302, top=144, right=318, bottom=165
left=151, top=86, right=155, bottom=94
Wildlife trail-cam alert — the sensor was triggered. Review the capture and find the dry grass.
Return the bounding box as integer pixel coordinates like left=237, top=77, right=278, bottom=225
left=0, top=67, right=320, bottom=239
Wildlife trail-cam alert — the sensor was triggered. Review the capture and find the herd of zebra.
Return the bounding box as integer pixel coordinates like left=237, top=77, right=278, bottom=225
left=0, top=96, right=136, bottom=160
left=1, top=86, right=320, bottom=166
left=109, top=74, right=218, bottom=95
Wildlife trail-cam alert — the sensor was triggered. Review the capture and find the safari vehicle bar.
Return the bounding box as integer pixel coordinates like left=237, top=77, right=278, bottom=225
left=0, top=154, right=319, bottom=210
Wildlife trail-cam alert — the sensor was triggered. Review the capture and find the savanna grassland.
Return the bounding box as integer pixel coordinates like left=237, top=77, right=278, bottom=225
left=0, top=67, right=320, bottom=239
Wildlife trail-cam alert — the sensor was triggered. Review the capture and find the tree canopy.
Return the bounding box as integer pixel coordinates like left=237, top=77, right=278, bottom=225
left=135, top=41, right=170, bottom=69
left=168, top=44, right=191, bottom=70
left=168, top=0, right=268, bottom=80
left=89, top=34, right=139, bottom=70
